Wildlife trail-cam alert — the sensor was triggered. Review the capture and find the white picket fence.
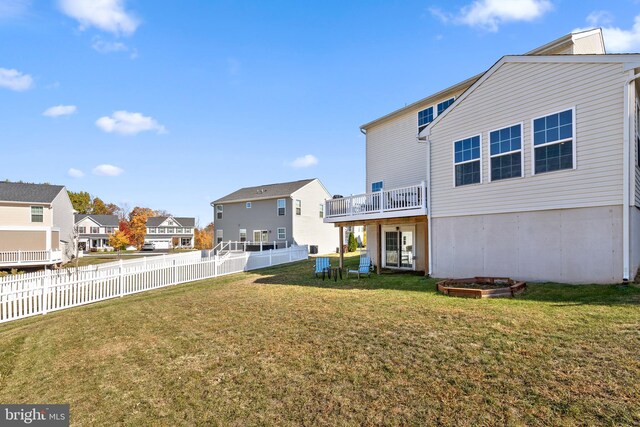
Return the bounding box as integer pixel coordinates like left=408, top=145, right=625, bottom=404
left=0, top=245, right=308, bottom=324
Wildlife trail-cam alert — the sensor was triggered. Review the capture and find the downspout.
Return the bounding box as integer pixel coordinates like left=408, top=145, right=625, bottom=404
left=623, top=71, right=640, bottom=281
left=417, top=132, right=432, bottom=276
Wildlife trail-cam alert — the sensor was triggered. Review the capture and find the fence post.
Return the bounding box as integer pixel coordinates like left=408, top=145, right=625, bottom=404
left=172, top=259, right=177, bottom=284
left=269, top=249, right=272, bottom=266
left=260, top=241, right=263, bottom=252
left=118, top=260, right=124, bottom=297
left=289, top=246, right=292, bottom=262
left=41, top=269, right=50, bottom=315
left=214, top=254, right=218, bottom=277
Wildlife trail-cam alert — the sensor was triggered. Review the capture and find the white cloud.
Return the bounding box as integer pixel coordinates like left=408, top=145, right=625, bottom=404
left=95, top=111, right=166, bottom=135
left=43, top=104, right=77, bottom=117
left=92, top=164, right=124, bottom=176
left=289, top=154, right=318, bottom=168
left=431, top=0, right=553, bottom=32
left=579, top=12, right=640, bottom=52
left=0, top=0, right=30, bottom=19
left=58, top=0, right=139, bottom=36
left=67, top=168, right=84, bottom=178
left=91, top=36, right=128, bottom=53
left=0, top=68, right=33, bottom=91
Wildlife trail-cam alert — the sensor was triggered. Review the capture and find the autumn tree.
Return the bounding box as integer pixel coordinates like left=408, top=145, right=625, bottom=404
left=128, top=207, right=156, bottom=249
left=194, top=222, right=214, bottom=249
left=108, top=230, right=130, bottom=253
left=68, top=191, right=92, bottom=214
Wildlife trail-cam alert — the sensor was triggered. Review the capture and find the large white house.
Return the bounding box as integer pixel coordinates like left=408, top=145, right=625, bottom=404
left=325, top=29, right=640, bottom=284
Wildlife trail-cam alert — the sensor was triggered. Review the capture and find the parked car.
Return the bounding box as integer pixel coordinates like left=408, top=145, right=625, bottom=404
left=141, top=242, right=155, bottom=251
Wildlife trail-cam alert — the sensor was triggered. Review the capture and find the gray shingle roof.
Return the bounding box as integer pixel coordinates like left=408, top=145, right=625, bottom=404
left=74, top=214, right=120, bottom=227
left=213, top=179, right=316, bottom=204
left=146, top=216, right=195, bottom=227
left=0, top=182, right=65, bottom=203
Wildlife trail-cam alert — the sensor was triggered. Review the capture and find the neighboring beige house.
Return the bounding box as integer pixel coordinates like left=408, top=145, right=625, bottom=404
left=325, top=29, right=640, bottom=283
left=212, top=178, right=336, bottom=254
left=0, top=182, right=75, bottom=268
left=74, top=214, right=120, bottom=251
left=145, top=216, right=195, bottom=249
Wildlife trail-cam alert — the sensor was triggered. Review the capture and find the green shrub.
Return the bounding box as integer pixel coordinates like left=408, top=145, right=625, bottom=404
left=347, top=232, right=357, bottom=252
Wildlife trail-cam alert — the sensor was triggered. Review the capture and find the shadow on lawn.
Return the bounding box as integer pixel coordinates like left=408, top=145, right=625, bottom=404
left=250, top=254, right=640, bottom=306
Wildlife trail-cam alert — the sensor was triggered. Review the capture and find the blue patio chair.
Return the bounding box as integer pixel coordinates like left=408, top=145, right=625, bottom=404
left=348, top=256, right=371, bottom=278
left=314, top=257, right=331, bottom=280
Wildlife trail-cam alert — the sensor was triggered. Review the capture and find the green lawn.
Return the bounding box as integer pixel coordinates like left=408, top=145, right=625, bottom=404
left=1, top=254, right=639, bottom=426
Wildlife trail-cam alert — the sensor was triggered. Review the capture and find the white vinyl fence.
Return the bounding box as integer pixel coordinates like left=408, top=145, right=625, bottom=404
left=0, top=245, right=308, bottom=324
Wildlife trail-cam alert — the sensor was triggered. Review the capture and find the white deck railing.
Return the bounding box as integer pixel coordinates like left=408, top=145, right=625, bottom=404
left=0, top=250, right=63, bottom=267
left=325, top=182, right=426, bottom=219
left=0, top=245, right=308, bottom=324
left=211, top=240, right=289, bottom=254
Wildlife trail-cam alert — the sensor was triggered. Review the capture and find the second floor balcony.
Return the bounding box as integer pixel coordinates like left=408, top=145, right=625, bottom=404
left=324, top=182, right=427, bottom=223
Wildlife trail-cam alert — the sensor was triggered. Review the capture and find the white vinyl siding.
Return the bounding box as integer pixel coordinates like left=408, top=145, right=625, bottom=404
left=429, top=61, right=625, bottom=217
left=366, top=92, right=466, bottom=193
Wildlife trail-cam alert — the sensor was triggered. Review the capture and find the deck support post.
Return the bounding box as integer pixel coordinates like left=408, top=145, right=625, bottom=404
left=376, top=224, right=382, bottom=275
left=424, top=218, right=429, bottom=277
left=339, top=226, right=344, bottom=269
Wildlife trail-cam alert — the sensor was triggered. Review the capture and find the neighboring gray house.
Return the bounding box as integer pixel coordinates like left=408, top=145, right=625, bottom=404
left=74, top=214, right=119, bottom=251
left=211, top=178, right=336, bottom=254
left=0, top=182, right=75, bottom=267
left=325, top=29, right=640, bottom=284
left=145, top=216, right=195, bottom=249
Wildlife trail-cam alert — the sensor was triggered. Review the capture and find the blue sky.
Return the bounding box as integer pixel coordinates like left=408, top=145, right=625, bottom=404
left=2, top=0, right=640, bottom=225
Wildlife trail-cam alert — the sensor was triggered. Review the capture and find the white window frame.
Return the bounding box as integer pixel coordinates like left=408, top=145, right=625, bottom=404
left=417, top=106, right=434, bottom=133
left=530, top=107, right=576, bottom=176
left=239, top=229, right=247, bottom=242
left=452, top=134, right=483, bottom=187
left=253, top=230, right=268, bottom=242
left=216, top=229, right=223, bottom=244
left=90, top=226, right=99, bottom=234
left=246, top=202, right=252, bottom=209
left=371, top=181, right=384, bottom=192
left=295, top=199, right=301, bottom=215
left=30, top=206, right=44, bottom=223
left=319, top=203, right=324, bottom=218
left=216, top=205, right=223, bottom=220
left=78, top=226, right=86, bottom=234
left=277, top=199, right=286, bottom=216
left=277, top=227, right=286, bottom=240
left=437, top=97, right=455, bottom=115
left=488, top=122, right=524, bottom=183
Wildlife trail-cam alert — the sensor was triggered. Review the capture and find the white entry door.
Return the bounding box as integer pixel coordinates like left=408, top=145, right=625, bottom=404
left=382, top=226, right=415, bottom=269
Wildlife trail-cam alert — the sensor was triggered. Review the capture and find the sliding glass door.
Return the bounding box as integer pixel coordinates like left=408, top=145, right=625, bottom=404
left=383, top=227, right=415, bottom=269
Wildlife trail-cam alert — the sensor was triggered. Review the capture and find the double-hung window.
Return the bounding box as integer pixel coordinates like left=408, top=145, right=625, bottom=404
left=319, top=203, right=324, bottom=218
left=31, top=206, right=43, bottom=223
left=216, top=230, right=223, bottom=244
left=246, top=202, right=252, bottom=209
left=295, top=199, right=301, bottom=215
left=417, top=107, right=434, bottom=133
left=90, top=227, right=99, bottom=234
left=532, top=109, right=574, bottom=174
left=490, top=124, right=523, bottom=181
left=437, top=97, right=455, bottom=115
left=78, top=226, right=86, bottom=234
left=239, top=229, right=247, bottom=242
left=216, top=205, right=223, bottom=220
left=277, top=227, right=286, bottom=240
left=454, top=135, right=481, bottom=186
left=277, top=199, right=286, bottom=216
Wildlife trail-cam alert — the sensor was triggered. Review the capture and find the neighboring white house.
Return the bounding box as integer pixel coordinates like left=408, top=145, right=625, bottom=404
left=324, top=29, right=640, bottom=284
left=212, top=178, right=336, bottom=254
left=0, top=182, right=75, bottom=267
left=145, top=216, right=195, bottom=249
left=74, top=214, right=119, bottom=251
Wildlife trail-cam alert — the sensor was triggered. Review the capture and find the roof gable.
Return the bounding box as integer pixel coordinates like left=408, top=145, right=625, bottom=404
left=0, top=182, right=65, bottom=204
left=74, top=214, right=119, bottom=227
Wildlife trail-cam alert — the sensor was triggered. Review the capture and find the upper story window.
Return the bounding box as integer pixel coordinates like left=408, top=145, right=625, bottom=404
left=371, top=181, right=383, bottom=192
left=277, top=199, right=286, bottom=216
left=533, top=108, right=574, bottom=174
left=454, top=135, right=481, bottom=186
left=319, top=203, right=324, bottom=218
left=148, top=227, right=156, bottom=234
left=105, top=227, right=115, bottom=233
left=216, top=205, right=223, bottom=220
left=30, top=206, right=43, bottom=223
left=246, top=202, right=252, bottom=209
left=490, top=124, right=523, bottom=181
left=78, top=226, right=86, bottom=234
left=417, top=106, right=434, bottom=132
left=295, top=199, right=301, bottom=215
left=90, top=227, right=99, bottom=234
left=437, top=97, right=455, bottom=115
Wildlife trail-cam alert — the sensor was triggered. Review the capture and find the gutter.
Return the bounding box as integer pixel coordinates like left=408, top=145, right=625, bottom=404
left=417, top=132, right=433, bottom=276
left=622, top=70, right=640, bottom=281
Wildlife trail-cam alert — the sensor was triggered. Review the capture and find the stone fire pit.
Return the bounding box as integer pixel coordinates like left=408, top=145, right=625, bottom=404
left=437, top=277, right=526, bottom=298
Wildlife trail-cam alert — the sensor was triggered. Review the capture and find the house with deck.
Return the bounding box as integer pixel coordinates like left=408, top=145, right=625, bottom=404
left=0, top=182, right=75, bottom=268
left=325, top=29, right=640, bottom=283
left=145, top=216, right=195, bottom=249
left=212, top=179, right=336, bottom=254
left=74, top=214, right=119, bottom=251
